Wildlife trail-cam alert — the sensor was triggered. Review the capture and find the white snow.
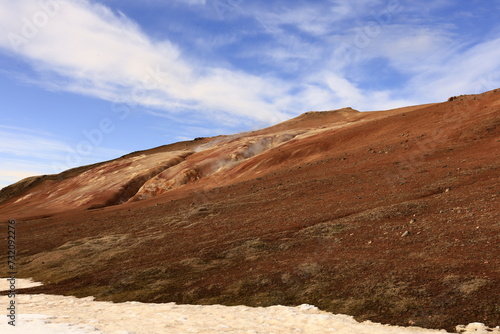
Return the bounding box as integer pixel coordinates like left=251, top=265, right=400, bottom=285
left=0, top=278, right=43, bottom=292
left=1, top=279, right=498, bottom=334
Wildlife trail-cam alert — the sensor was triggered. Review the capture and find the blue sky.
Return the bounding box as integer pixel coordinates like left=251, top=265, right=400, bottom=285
left=0, top=0, right=500, bottom=189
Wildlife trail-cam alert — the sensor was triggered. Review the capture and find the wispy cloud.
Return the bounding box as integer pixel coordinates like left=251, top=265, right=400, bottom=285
left=0, top=0, right=292, bottom=125
left=102, top=0, right=207, bottom=6
left=179, top=0, right=206, bottom=5
left=0, top=0, right=499, bottom=129
left=240, top=0, right=500, bottom=105
left=0, top=130, right=70, bottom=160
left=407, top=37, right=500, bottom=100
left=0, top=126, right=127, bottom=189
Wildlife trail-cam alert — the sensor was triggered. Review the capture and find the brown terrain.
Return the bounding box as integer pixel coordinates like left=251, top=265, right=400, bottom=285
left=0, top=89, right=499, bottom=331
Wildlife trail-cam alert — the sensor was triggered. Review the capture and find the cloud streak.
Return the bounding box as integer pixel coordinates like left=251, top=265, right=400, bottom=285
left=1, top=0, right=499, bottom=123
left=0, top=126, right=126, bottom=189
left=0, top=0, right=292, bottom=125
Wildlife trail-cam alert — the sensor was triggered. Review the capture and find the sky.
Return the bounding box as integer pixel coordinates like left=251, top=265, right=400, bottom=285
left=0, top=0, right=499, bottom=189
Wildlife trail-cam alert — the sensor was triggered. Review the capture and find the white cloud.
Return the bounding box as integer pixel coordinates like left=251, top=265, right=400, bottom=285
left=0, top=0, right=291, bottom=124
left=180, top=0, right=206, bottom=5
left=246, top=1, right=360, bottom=38
left=254, top=5, right=333, bottom=36
left=0, top=0, right=499, bottom=134
left=363, top=25, right=457, bottom=73
left=0, top=130, right=70, bottom=160
left=0, top=126, right=127, bottom=189
left=102, top=0, right=206, bottom=8
left=407, top=37, right=500, bottom=101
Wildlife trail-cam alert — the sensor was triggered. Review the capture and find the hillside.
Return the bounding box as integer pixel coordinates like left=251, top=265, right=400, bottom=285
left=0, top=89, right=499, bottom=331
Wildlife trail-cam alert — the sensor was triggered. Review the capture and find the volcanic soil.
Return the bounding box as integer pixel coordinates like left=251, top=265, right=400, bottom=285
left=0, top=89, right=499, bottom=331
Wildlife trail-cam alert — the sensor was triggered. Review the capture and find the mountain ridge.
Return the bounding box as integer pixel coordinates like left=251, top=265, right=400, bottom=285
left=0, top=89, right=499, bottom=331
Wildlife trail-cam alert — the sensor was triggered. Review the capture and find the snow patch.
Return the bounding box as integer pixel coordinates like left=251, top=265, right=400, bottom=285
left=0, top=293, right=487, bottom=334
left=0, top=278, right=42, bottom=292
left=1, top=279, right=498, bottom=334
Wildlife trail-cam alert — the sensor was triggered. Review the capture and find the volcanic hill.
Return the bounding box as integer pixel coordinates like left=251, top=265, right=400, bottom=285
left=1, top=89, right=499, bottom=331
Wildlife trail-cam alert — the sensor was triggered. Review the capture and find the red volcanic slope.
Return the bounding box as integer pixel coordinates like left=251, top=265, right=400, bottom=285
left=0, top=89, right=499, bottom=331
